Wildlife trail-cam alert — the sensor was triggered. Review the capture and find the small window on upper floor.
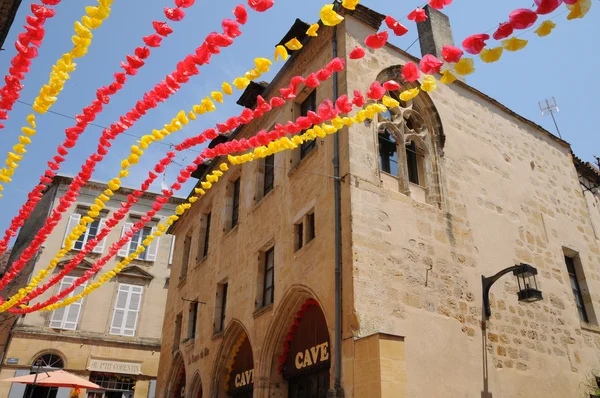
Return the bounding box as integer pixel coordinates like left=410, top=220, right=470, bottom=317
left=63, top=208, right=109, bottom=254
left=256, top=247, right=275, bottom=310
left=197, top=212, right=211, bottom=263
left=188, top=301, right=198, bottom=340
left=294, top=209, right=316, bottom=252
left=117, top=219, right=159, bottom=262
left=291, top=90, right=318, bottom=169
left=214, top=282, right=228, bottom=334
left=255, top=154, right=275, bottom=203
left=378, top=129, right=399, bottom=177
left=49, top=276, right=87, bottom=330
left=225, top=178, right=241, bottom=231
left=180, top=232, right=192, bottom=280
left=563, top=249, right=597, bottom=325
left=110, top=283, right=143, bottom=337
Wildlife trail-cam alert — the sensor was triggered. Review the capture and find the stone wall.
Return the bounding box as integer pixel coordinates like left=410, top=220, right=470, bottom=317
left=345, top=16, right=600, bottom=398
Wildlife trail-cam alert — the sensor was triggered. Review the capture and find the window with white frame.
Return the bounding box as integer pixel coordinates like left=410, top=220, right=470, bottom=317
left=110, top=283, right=143, bottom=336
left=117, top=221, right=159, bottom=262
left=49, top=276, right=87, bottom=330
left=63, top=211, right=107, bottom=254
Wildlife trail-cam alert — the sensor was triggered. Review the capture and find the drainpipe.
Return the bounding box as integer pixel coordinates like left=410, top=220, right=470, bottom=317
left=329, top=1, right=344, bottom=397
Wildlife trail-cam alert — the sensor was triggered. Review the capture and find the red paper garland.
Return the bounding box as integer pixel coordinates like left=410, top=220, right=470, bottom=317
left=0, top=3, right=249, bottom=295
left=0, top=2, right=58, bottom=130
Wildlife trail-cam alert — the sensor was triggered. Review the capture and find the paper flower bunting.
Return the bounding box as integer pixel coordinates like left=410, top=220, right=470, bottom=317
left=342, top=0, right=359, bottom=10
left=320, top=4, right=344, bottom=26
left=383, top=80, right=401, bottom=91
left=479, top=47, right=503, bottom=63
left=285, top=38, right=303, bottom=51
left=534, top=20, right=556, bottom=37
left=492, top=22, right=514, bottom=40
left=462, top=33, right=490, bottom=55
left=365, top=31, right=388, bottom=49
left=400, top=88, right=420, bottom=101
left=509, top=9, right=538, bottom=29
left=401, top=62, right=420, bottom=82
left=441, top=45, right=463, bottom=63
left=419, top=54, right=443, bottom=74
left=440, top=70, right=457, bottom=84
left=306, top=23, right=319, bottom=37
left=566, top=0, right=591, bottom=20
left=502, top=37, right=528, bottom=52
left=349, top=46, right=365, bottom=59
left=534, top=0, right=562, bottom=15
left=428, top=0, right=452, bottom=10
left=274, top=45, right=288, bottom=62
left=385, top=16, right=409, bottom=36
left=408, top=7, right=427, bottom=22
left=454, top=58, right=475, bottom=75
left=248, top=0, right=274, bottom=12
left=420, top=75, right=437, bottom=93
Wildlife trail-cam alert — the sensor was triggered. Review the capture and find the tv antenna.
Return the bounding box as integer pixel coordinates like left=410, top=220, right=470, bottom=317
left=538, top=97, right=562, bottom=139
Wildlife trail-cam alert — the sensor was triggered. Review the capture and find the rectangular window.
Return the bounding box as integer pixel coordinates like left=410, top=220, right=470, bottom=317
left=181, top=233, right=192, bottom=279
left=63, top=212, right=107, bottom=254
left=294, top=210, right=316, bottom=252
left=378, top=130, right=399, bottom=177
left=263, top=155, right=275, bottom=196
left=406, top=141, right=420, bottom=185
left=188, top=302, right=198, bottom=339
left=110, top=284, right=143, bottom=336
left=262, top=247, right=275, bottom=307
left=173, top=312, right=182, bottom=351
left=49, top=276, right=87, bottom=330
left=129, top=227, right=152, bottom=260
left=231, top=179, right=241, bottom=228
left=565, top=255, right=589, bottom=323
left=202, top=213, right=211, bottom=259
left=214, top=282, right=228, bottom=334
left=300, top=90, right=317, bottom=159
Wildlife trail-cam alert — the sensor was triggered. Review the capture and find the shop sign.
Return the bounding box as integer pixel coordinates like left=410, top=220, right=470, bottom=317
left=228, top=337, right=254, bottom=394
left=294, top=342, right=329, bottom=369
left=87, top=359, right=142, bottom=375
left=234, top=369, right=254, bottom=388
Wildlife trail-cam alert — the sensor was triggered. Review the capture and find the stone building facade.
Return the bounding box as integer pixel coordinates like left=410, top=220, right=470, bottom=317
left=0, top=175, right=183, bottom=398
left=157, top=5, right=600, bottom=398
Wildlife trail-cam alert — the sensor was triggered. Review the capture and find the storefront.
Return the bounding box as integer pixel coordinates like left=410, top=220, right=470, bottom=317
left=280, top=299, right=330, bottom=398
left=224, top=334, right=254, bottom=398
left=85, top=359, right=142, bottom=398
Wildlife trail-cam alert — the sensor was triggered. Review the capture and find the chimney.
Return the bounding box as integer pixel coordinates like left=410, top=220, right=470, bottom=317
left=417, top=5, right=455, bottom=60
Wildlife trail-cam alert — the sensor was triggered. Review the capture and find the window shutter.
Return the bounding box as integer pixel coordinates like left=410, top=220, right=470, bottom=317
left=110, top=285, right=130, bottom=335
left=168, top=235, right=176, bottom=265
left=49, top=277, right=74, bottom=329
left=92, top=218, right=108, bottom=254
left=62, top=280, right=87, bottom=330
left=117, top=223, right=134, bottom=257
left=62, top=213, right=81, bottom=248
left=123, top=285, right=143, bottom=336
left=145, top=227, right=159, bottom=262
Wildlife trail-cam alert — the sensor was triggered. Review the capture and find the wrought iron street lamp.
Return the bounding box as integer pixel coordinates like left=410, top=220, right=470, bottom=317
left=482, top=263, right=543, bottom=319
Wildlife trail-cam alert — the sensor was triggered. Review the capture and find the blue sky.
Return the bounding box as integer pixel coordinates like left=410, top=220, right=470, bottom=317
left=0, top=0, right=597, bottom=241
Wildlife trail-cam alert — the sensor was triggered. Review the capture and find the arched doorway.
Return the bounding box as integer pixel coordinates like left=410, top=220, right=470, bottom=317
left=190, top=372, right=202, bottom=398
left=279, top=299, right=330, bottom=398
left=171, top=360, right=186, bottom=398
left=25, top=353, right=64, bottom=398
left=223, top=333, right=254, bottom=398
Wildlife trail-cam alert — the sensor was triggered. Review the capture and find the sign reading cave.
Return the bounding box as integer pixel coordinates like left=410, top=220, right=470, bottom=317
left=284, top=305, right=330, bottom=379
left=228, top=337, right=254, bottom=394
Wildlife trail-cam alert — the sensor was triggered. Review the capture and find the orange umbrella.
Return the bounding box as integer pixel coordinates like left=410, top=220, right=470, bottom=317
left=2, top=370, right=101, bottom=389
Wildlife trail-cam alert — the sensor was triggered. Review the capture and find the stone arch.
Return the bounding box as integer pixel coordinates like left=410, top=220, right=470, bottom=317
left=189, top=371, right=203, bottom=398
left=167, top=351, right=186, bottom=398
left=256, top=285, right=330, bottom=398
left=209, top=318, right=254, bottom=397
left=374, top=64, right=446, bottom=208
left=29, top=349, right=65, bottom=368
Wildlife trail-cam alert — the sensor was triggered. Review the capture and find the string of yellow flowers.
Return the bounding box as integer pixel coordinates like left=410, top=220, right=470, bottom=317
left=0, top=0, right=115, bottom=196
left=0, top=54, right=284, bottom=313
left=36, top=102, right=390, bottom=311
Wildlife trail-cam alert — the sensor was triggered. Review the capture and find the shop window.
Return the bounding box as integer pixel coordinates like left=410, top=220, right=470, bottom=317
left=188, top=301, right=198, bottom=340
left=49, top=276, right=87, bottom=330
left=197, top=212, right=211, bottom=262
left=110, top=284, right=143, bottom=336
left=63, top=209, right=108, bottom=254
left=294, top=210, right=316, bottom=252
left=257, top=247, right=275, bottom=309
left=564, top=251, right=596, bottom=324
left=88, top=372, right=135, bottom=397
left=117, top=221, right=159, bottom=262
left=180, top=232, right=192, bottom=280
left=214, top=282, right=228, bottom=334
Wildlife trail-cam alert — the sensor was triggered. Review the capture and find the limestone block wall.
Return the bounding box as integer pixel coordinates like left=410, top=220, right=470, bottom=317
left=345, top=17, right=600, bottom=398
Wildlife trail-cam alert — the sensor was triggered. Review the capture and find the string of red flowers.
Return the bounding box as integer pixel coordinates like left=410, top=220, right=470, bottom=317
left=0, top=0, right=196, bottom=261
left=0, top=0, right=60, bottom=131
left=0, top=1, right=258, bottom=294
left=9, top=58, right=346, bottom=313
left=277, top=299, right=320, bottom=374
